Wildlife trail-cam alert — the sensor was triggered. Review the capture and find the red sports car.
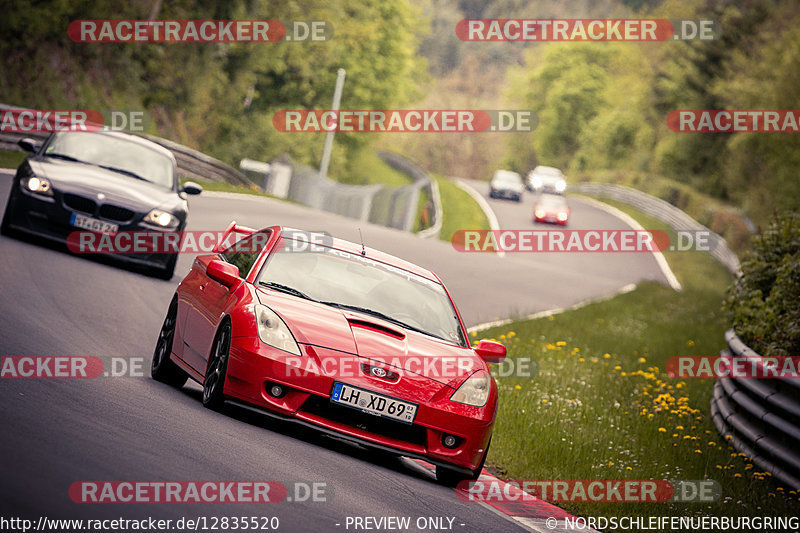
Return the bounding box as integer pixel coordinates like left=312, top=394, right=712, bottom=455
left=151, top=223, right=506, bottom=484
left=533, top=193, right=570, bottom=225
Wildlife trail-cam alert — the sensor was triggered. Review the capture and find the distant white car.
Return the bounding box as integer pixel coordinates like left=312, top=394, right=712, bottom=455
left=526, top=166, right=566, bottom=194
left=489, top=170, right=524, bottom=202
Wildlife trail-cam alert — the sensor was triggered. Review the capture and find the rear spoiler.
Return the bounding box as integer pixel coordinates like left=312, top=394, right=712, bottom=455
left=212, top=221, right=257, bottom=253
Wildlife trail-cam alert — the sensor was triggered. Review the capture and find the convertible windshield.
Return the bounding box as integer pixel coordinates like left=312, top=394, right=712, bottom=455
left=258, top=244, right=467, bottom=346
left=44, top=131, right=174, bottom=188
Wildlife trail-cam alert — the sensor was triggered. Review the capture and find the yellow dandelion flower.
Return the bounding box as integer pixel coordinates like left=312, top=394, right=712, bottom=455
left=578, top=358, right=585, bottom=362
left=687, top=340, right=695, bottom=347
left=638, top=357, right=646, bottom=363
left=514, top=384, right=521, bottom=390
left=658, top=427, right=666, bottom=432
left=556, top=341, right=566, bottom=347
left=734, top=473, right=742, bottom=478
left=626, top=466, right=632, bottom=471
left=694, top=449, right=702, bottom=454
left=603, top=353, right=611, bottom=359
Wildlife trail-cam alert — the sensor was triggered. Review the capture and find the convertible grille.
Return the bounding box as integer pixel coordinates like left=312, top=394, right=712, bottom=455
left=302, top=395, right=427, bottom=447
left=99, top=204, right=135, bottom=223
left=63, top=193, right=96, bottom=215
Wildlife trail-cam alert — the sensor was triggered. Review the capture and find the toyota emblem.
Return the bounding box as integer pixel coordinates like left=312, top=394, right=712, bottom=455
left=371, top=367, right=387, bottom=378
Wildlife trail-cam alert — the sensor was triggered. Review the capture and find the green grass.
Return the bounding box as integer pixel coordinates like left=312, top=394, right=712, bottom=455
left=475, top=201, right=799, bottom=519
left=0, top=149, right=27, bottom=169
left=433, top=174, right=490, bottom=242
left=331, top=148, right=413, bottom=187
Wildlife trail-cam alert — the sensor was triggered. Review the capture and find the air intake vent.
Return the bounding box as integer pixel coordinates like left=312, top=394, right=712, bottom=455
left=347, top=319, right=405, bottom=339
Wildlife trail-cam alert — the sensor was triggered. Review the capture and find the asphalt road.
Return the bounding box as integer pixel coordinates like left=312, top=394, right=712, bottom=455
left=0, top=169, right=668, bottom=532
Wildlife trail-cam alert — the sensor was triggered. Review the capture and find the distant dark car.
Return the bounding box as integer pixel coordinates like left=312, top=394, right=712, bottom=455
left=533, top=193, right=570, bottom=225
left=488, top=170, right=524, bottom=202
left=1, top=131, right=202, bottom=279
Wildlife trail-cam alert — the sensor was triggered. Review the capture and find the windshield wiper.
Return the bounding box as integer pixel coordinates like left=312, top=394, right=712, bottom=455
left=321, top=301, right=446, bottom=340
left=258, top=281, right=316, bottom=301
left=46, top=153, right=83, bottom=163
left=97, top=164, right=148, bottom=182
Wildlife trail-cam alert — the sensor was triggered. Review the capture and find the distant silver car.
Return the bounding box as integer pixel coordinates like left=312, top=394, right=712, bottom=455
left=489, top=170, right=524, bottom=202
left=526, top=166, right=566, bottom=194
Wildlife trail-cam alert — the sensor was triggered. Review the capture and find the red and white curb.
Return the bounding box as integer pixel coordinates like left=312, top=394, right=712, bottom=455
left=404, top=459, right=599, bottom=533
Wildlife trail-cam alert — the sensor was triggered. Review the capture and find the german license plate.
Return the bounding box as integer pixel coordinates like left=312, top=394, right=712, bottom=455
left=70, top=213, right=118, bottom=233
left=330, top=382, right=417, bottom=424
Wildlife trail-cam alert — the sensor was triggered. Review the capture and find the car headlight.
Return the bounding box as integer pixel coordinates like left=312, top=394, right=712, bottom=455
left=255, top=304, right=301, bottom=356
left=535, top=209, right=546, bottom=218
left=555, top=179, right=567, bottom=193
left=450, top=370, right=490, bottom=406
left=24, top=176, right=53, bottom=196
left=144, top=209, right=179, bottom=229
left=532, top=177, right=542, bottom=189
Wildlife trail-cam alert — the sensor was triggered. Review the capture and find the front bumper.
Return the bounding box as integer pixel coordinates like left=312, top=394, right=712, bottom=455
left=3, top=186, right=175, bottom=269
left=221, top=338, right=496, bottom=472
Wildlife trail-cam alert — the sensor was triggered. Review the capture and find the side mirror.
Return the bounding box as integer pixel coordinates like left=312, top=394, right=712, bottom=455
left=18, top=138, right=40, bottom=153
left=474, top=339, right=506, bottom=364
left=207, top=259, right=240, bottom=288
left=180, top=181, right=203, bottom=195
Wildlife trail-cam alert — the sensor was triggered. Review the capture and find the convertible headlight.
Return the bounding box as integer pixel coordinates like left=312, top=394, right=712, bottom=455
left=144, top=209, right=179, bottom=229
left=255, top=304, right=301, bottom=356
left=450, top=370, right=490, bottom=406
left=24, top=176, right=53, bottom=196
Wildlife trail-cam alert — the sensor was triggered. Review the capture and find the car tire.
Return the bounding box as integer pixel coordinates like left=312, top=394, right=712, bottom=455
left=202, top=320, right=231, bottom=410
left=153, top=253, right=178, bottom=280
left=151, top=297, right=188, bottom=387
left=435, top=437, right=491, bottom=487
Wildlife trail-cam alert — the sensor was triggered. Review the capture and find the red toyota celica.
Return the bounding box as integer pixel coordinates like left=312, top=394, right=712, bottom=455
left=151, top=222, right=506, bottom=485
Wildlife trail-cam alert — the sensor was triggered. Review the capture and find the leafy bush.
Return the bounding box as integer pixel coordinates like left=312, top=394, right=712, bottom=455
left=724, top=212, right=800, bottom=356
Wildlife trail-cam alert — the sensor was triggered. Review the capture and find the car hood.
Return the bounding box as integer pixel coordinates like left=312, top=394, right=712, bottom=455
left=29, top=157, right=181, bottom=212
left=256, top=288, right=482, bottom=386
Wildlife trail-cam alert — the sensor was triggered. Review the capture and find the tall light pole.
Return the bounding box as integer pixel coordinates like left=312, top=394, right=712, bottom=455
left=319, top=68, right=345, bottom=180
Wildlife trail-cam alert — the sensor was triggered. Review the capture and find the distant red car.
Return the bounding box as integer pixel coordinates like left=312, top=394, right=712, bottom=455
left=152, top=223, right=506, bottom=484
left=533, top=193, right=570, bottom=225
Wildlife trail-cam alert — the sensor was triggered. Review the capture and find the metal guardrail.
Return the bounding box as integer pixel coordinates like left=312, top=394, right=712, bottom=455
left=264, top=151, right=441, bottom=235
left=711, top=329, right=800, bottom=490
left=571, top=182, right=742, bottom=275
left=0, top=103, right=249, bottom=186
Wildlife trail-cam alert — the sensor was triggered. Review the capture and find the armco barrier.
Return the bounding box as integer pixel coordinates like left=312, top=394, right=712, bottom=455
left=267, top=151, right=440, bottom=235
left=0, top=103, right=249, bottom=186
left=711, top=329, right=800, bottom=490
left=571, top=182, right=741, bottom=275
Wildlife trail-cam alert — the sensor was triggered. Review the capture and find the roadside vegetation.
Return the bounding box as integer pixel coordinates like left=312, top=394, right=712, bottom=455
left=475, top=203, right=799, bottom=519
left=433, top=174, right=491, bottom=243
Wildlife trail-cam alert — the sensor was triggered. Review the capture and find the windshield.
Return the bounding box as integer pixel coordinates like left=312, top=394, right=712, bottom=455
left=257, top=244, right=467, bottom=346
left=44, top=132, right=175, bottom=188
left=494, top=172, right=521, bottom=184
left=538, top=195, right=567, bottom=208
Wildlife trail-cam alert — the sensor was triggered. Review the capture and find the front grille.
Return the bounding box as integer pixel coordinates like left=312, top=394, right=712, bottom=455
left=99, top=204, right=135, bottom=223
left=63, top=193, right=96, bottom=215
left=302, top=395, right=427, bottom=447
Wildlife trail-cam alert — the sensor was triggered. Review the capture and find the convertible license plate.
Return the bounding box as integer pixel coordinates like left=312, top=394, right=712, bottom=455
left=331, top=382, right=417, bottom=424
left=70, top=213, right=118, bottom=233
